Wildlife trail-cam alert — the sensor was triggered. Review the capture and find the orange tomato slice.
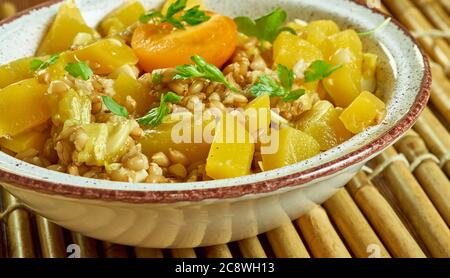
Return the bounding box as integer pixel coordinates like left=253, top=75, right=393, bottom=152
left=131, top=13, right=237, bottom=72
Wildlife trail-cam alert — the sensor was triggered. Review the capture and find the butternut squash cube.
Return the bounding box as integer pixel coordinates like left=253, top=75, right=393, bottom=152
left=46, top=89, right=91, bottom=128
left=296, top=101, right=352, bottom=151
left=99, top=0, right=145, bottom=36
left=262, top=127, right=320, bottom=171
left=0, top=57, right=36, bottom=88
left=73, top=39, right=139, bottom=75
left=0, top=78, right=50, bottom=137
left=206, top=115, right=255, bottom=179
left=321, top=29, right=363, bottom=64
left=273, top=32, right=323, bottom=69
left=303, top=20, right=340, bottom=48
left=361, top=53, right=378, bottom=93
left=114, top=73, right=154, bottom=116
left=339, top=91, right=386, bottom=134
left=244, top=94, right=271, bottom=134
left=37, top=0, right=98, bottom=55
left=140, top=117, right=213, bottom=164
left=0, top=130, right=49, bottom=153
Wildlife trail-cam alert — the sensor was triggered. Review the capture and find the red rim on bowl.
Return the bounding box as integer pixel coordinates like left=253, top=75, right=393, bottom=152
left=0, top=0, right=431, bottom=203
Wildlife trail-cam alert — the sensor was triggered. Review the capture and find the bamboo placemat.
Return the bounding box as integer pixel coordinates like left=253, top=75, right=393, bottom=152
left=0, top=0, right=449, bottom=258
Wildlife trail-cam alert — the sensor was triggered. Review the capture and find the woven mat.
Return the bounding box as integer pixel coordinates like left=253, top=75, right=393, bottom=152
left=1, top=0, right=450, bottom=258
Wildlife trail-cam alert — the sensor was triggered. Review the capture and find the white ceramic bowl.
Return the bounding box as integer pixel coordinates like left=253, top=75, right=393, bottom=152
left=0, top=0, right=430, bottom=248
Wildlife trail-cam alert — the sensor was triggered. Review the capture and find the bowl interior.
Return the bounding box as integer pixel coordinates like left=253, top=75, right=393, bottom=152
left=0, top=0, right=428, bottom=193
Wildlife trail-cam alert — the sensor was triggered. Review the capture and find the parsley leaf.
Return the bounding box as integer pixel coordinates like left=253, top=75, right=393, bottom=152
left=250, top=75, right=287, bottom=97
left=102, top=96, right=129, bottom=118
left=234, top=8, right=296, bottom=43
left=65, top=61, right=93, bottom=81
left=139, top=10, right=163, bottom=24
left=152, top=73, right=163, bottom=84
left=174, top=55, right=239, bottom=92
left=30, top=54, right=59, bottom=71
left=166, top=0, right=186, bottom=18
left=283, top=88, right=306, bottom=102
left=277, top=64, right=294, bottom=90
left=137, top=92, right=181, bottom=127
left=180, top=6, right=210, bottom=25
left=304, top=60, right=342, bottom=83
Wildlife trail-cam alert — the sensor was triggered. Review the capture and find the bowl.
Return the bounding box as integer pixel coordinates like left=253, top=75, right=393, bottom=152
left=0, top=0, right=430, bottom=248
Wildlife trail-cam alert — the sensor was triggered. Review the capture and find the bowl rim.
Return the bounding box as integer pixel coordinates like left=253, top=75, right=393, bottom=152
left=0, top=0, right=431, bottom=203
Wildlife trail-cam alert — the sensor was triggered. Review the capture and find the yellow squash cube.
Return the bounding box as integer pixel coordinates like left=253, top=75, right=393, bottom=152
left=361, top=53, right=378, bottom=93
left=0, top=57, right=36, bottom=88
left=99, top=0, right=145, bottom=36
left=37, top=0, right=98, bottom=55
left=321, top=29, right=363, bottom=64
left=244, top=94, right=271, bottom=134
left=303, top=20, right=340, bottom=48
left=273, top=32, right=323, bottom=69
left=73, top=39, right=139, bottom=75
left=339, top=91, right=386, bottom=134
left=296, top=101, right=352, bottom=151
left=114, top=73, right=155, bottom=116
left=262, top=127, right=320, bottom=171
left=0, top=130, right=49, bottom=153
left=206, top=115, right=255, bottom=179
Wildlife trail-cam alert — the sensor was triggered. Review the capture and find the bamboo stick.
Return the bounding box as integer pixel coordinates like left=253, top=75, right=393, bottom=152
left=395, top=131, right=450, bottom=226
left=383, top=0, right=450, bottom=75
left=370, top=147, right=450, bottom=257
left=170, top=248, right=197, bottom=258
left=134, top=248, right=164, bottom=258
left=440, top=0, right=450, bottom=14
left=411, top=0, right=450, bottom=41
left=296, top=206, right=351, bottom=258
left=429, top=62, right=450, bottom=123
left=35, top=216, right=66, bottom=258
left=203, top=244, right=233, bottom=258
left=347, top=172, right=426, bottom=258
left=102, top=242, right=129, bottom=258
left=70, top=232, right=99, bottom=258
left=1, top=191, right=35, bottom=258
left=237, top=237, right=267, bottom=258
left=323, top=189, right=391, bottom=258
left=0, top=2, right=16, bottom=20
left=414, top=107, right=450, bottom=177
left=265, top=223, right=310, bottom=258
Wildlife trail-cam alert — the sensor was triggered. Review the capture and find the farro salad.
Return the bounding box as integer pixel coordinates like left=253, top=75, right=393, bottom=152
left=0, top=0, right=387, bottom=183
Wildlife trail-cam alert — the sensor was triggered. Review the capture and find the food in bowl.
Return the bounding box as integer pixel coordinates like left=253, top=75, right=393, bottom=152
left=0, top=0, right=387, bottom=184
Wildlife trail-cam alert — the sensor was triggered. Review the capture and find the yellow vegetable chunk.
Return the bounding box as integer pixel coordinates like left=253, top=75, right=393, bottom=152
left=321, top=29, right=363, bottom=64
left=47, top=52, right=71, bottom=81
left=262, top=127, right=320, bottom=171
left=46, top=88, right=91, bottom=128
left=361, top=53, right=378, bottom=93
left=99, top=0, right=145, bottom=36
left=0, top=57, right=36, bottom=88
left=339, top=91, right=386, bottom=134
left=244, top=94, right=271, bottom=133
left=296, top=101, right=352, bottom=151
left=0, top=130, right=49, bottom=153
left=73, top=39, right=139, bottom=75
left=273, top=32, right=323, bottom=69
left=0, top=78, right=50, bottom=137
left=303, top=20, right=340, bottom=48
left=206, top=115, right=255, bottom=179
left=140, top=117, right=212, bottom=164
left=162, top=0, right=205, bottom=15
left=37, top=0, right=98, bottom=55
left=114, top=73, right=155, bottom=116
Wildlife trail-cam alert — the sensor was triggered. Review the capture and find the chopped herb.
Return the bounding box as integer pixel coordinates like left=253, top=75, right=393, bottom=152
left=152, top=73, right=163, bottom=84
left=304, top=60, right=342, bottom=83
left=102, top=96, right=129, bottom=118
left=234, top=8, right=296, bottom=43
left=65, top=61, right=93, bottom=81
left=174, top=55, right=239, bottom=92
left=250, top=64, right=307, bottom=102
left=283, top=88, right=306, bottom=102
left=358, top=17, right=391, bottom=36
left=30, top=54, right=59, bottom=71
left=139, top=0, right=209, bottom=29
left=137, top=92, right=182, bottom=127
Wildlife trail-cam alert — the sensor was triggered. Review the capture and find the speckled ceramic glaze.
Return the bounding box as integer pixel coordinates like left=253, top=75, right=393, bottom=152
left=0, top=0, right=430, bottom=248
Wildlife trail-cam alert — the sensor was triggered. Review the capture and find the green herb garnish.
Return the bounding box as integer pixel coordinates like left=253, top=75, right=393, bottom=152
left=250, top=64, right=306, bottom=102
left=137, top=92, right=182, bottom=127
left=139, top=0, right=210, bottom=29
left=65, top=61, right=93, bottom=81
left=102, top=96, right=129, bottom=118
left=234, top=8, right=296, bottom=43
left=174, top=55, right=238, bottom=92
left=152, top=73, right=163, bottom=84
left=30, top=54, right=59, bottom=71
left=358, top=17, right=391, bottom=36
left=304, top=60, right=342, bottom=83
